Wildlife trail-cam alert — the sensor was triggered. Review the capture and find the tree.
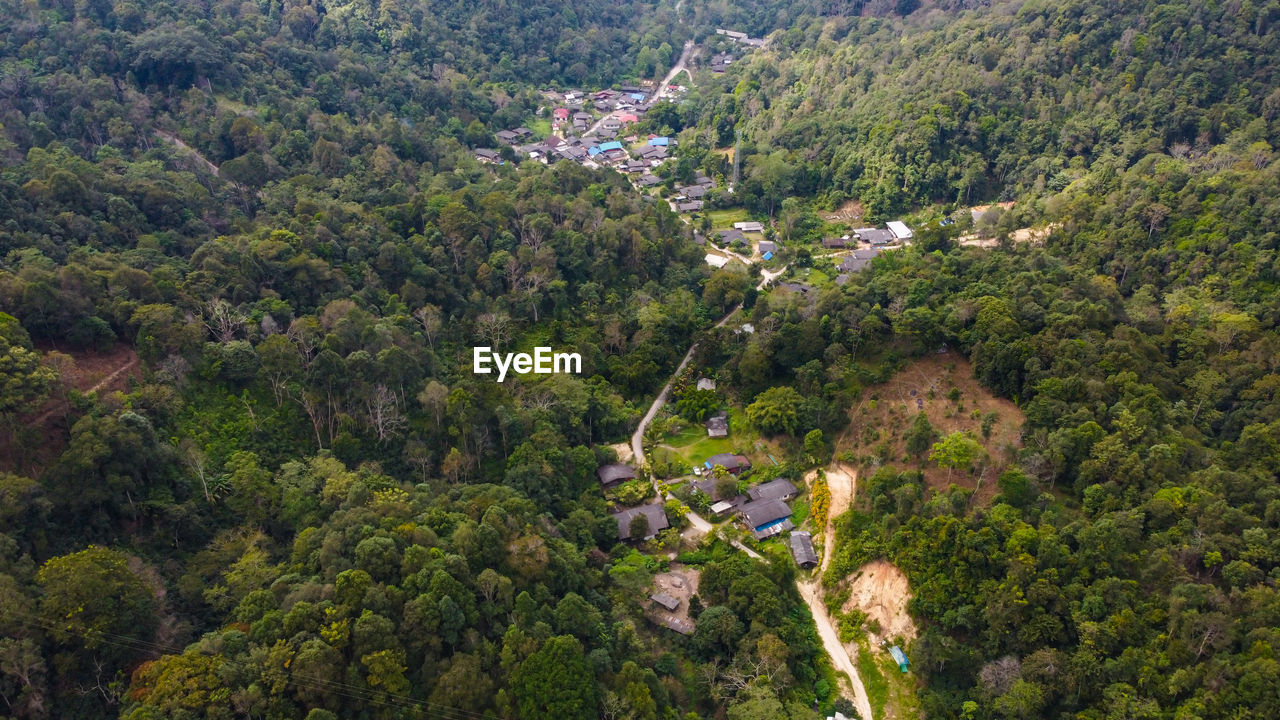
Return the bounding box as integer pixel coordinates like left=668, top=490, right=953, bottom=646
left=629, top=513, right=651, bottom=540
left=904, top=412, right=938, bottom=458
left=510, top=636, right=597, bottom=720
left=36, top=547, right=157, bottom=663
left=929, top=432, right=985, bottom=481
left=746, top=386, right=804, bottom=436
left=804, top=429, right=826, bottom=464
left=0, top=313, right=56, bottom=419
left=676, top=388, right=719, bottom=422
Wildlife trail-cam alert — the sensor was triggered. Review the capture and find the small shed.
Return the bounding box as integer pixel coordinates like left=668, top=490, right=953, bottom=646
left=889, top=645, right=910, bottom=673
left=706, top=411, right=729, bottom=438
left=709, top=500, right=736, bottom=516
left=790, top=531, right=818, bottom=569
left=758, top=241, right=777, bottom=255
left=705, top=254, right=730, bottom=268
left=650, top=593, right=680, bottom=611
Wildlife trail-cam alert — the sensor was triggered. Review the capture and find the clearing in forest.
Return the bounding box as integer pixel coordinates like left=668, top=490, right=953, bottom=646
left=842, top=560, right=916, bottom=643
left=839, top=352, right=1025, bottom=503
left=821, top=198, right=865, bottom=224
left=650, top=565, right=701, bottom=633
left=3, top=343, right=142, bottom=474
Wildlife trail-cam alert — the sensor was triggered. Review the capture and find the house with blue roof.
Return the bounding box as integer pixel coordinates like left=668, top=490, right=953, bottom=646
left=599, top=140, right=623, bottom=152
left=648, top=137, right=669, bottom=146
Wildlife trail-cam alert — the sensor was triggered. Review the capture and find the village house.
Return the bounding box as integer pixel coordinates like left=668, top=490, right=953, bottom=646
left=823, top=236, right=852, bottom=249
left=717, top=229, right=747, bottom=245
left=749, top=477, right=798, bottom=502
left=855, top=228, right=895, bottom=246
left=473, top=148, right=500, bottom=164
left=790, top=531, right=818, bottom=568
left=704, top=453, right=751, bottom=474
left=758, top=240, right=777, bottom=255
left=637, top=173, right=663, bottom=187
left=734, top=221, right=765, bottom=233
left=739, top=499, right=793, bottom=540
left=613, top=503, right=670, bottom=541
left=678, top=200, right=704, bottom=212
left=597, top=463, right=637, bottom=488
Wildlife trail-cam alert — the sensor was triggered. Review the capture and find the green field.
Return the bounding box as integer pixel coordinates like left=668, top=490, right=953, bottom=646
left=706, top=208, right=752, bottom=228
left=660, top=408, right=755, bottom=466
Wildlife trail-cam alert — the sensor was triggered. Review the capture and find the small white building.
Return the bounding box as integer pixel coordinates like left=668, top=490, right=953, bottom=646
left=887, top=220, right=913, bottom=241
left=705, top=254, right=730, bottom=268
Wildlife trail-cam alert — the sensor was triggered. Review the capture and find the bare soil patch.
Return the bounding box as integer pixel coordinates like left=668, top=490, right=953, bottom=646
left=839, top=352, right=1024, bottom=504
left=650, top=565, right=701, bottom=631
left=842, top=560, right=916, bottom=643
left=3, top=343, right=141, bottom=475
left=608, top=441, right=634, bottom=465
left=822, top=199, right=865, bottom=223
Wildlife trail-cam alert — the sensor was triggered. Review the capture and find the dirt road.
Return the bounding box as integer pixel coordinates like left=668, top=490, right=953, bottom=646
left=799, top=462, right=872, bottom=718
left=799, top=578, right=874, bottom=720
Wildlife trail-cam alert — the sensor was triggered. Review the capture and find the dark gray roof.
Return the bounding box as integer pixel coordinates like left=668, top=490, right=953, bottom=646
left=856, top=228, right=895, bottom=245
left=683, top=185, right=707, bottom=199
left=598, top=463, right=637, bottom=485
left=677, top=201, right=703, bottom=212
left=704, top=453, right=750, bottom=471
left=823, top=237, right=851, bottom=248
left=650, top=593, right=680, bottom=611
left=740, top=499, right=791, bottom=528
left=638, top=174, right=663, bottom=186
left=758, top=241, right=777, bottom=254
left=749, top=478, right=798, bottom=502
left=717, top=229, right=747, bottom=244
left=790, top=531, right=818, bottom=567
left=473, top=148, right=499, bottom=160
left=839, top=256, right=871, bottom=273
left=613, top=503, right=669, bottom=540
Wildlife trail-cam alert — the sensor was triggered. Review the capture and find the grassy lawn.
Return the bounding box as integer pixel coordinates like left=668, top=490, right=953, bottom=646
left=661, top=407, right=758, bottom=466
left=707, top=208, right=751, bottom=228
left=527, top=116, right=552, bottom=138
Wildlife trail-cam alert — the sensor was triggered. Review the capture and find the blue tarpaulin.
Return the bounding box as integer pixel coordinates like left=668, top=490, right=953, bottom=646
left=762, top=251, right=773, bottom=260
left=889, top=646, right=909, bottom=673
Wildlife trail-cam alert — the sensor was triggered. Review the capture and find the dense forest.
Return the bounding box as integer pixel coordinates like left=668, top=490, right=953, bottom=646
left=3, top=0, right=1280, bottom=718
left=684, top=0, right=1280, bottom=218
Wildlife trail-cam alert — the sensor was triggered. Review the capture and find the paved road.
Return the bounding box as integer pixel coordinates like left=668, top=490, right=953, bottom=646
left=588, top=40, right=696, bottom=139
left=655, top=41, right=695, bottom=100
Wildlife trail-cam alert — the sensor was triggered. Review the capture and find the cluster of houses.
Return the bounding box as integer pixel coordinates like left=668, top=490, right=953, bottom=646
left=671, top=173, right=717, bottom=213
left=477, top=133, right=675, bottom=175
left=824, top=221, right=913, bottom=284
left=596, top=453, right=817, bottom=568
left=709, top=52, right=735, bottom=74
